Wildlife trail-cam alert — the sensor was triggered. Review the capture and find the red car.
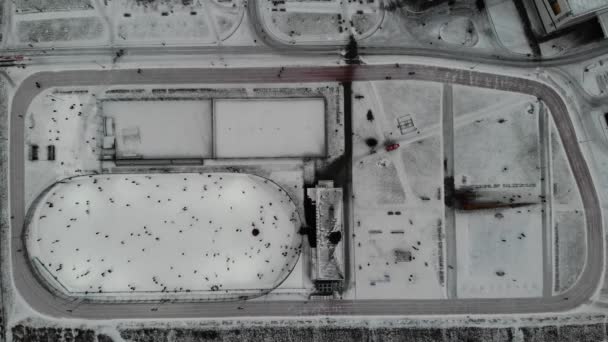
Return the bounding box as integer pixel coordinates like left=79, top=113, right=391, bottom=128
left=0, top=55, right=23, bottom=62
left=385, top=143, right=400, bottom=152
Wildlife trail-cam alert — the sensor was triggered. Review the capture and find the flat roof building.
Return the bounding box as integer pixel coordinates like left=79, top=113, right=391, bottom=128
left=307, top=181, right=344, bottom=293
left=532, top=0, right=608, bottom=35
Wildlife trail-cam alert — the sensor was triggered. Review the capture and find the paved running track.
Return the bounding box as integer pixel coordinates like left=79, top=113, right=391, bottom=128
left=8, top=64, right=603, bottom=318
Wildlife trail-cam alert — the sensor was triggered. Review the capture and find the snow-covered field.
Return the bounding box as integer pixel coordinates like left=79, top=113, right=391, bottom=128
left=453, top=94, right=540, bottom=189
left=111, top=0, right=245, bottom=44
left=103, top=100, right=213, bottom=159
left=453, top=87, right=543, bottom=298
left=553, top=211, right=585, bottom=293
left=372, top=80, right=442, bottom=136
left=214, top=98, right=326, bottom=158
left=456, top=207, right=543, bottom=298
left=23, top=84, right=340, bottom=209
left=452, top=84, right=529, bottom=119
left=550, top=122, right=585, bottom=294
left=353, top=208, right=445, bottom=299
left=25, top=90, right=102, bottom=209
left=270, top=13, right=343, bottom=39
left=486, top=0, right=533, bottom=55
left=351, top=81, right=445, bottom=300
left=16, top=17, right=106, bottom=44
left=6, top=0, right=251, bottom=48
left=438, top=17, right=478, bottom=47
left=21, top=83, right=341, bottom=303
left=349, top=80, right=580, bottom=300
left=261, top=0, right=382, bottom=44
left=360, top=3, right=499, bottom=55
left=581, top=58, right=608, bottom=96
left=26, top=173, right=302, bottom=299
left=14, top=0, right=93, bottom=13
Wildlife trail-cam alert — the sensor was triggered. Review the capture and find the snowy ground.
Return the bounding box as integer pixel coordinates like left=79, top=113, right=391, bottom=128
left=25, top=173, right=302, bottom=300
left=22, top=83, right=341, bottom=303
left=16, top=17, right=106, bottom=44
left=103, top=100, right=213, bottom=159
left=24, top=83, right=341, bottom=207
left=452, top=91, right=540, bottom=189
left=111, top=0, right=245, bottom=44
left=351, top=81, right=445, bottom=300
left=4, top=0, right=254, bottom=48
left=455, top=208, right=543, bottom=298
left=452, top=84, right=529, bottom=119
left=14, top=0, right=94, bottom=13
left=24, top=89, right=103, bottom=210
left=485, top=0, right=533, bottom=55
left=259, top=0, right=383, bottom=44
left=213, top=98, right=326, bottom=158
left=349, top=80, right=584, bottom=300
left=257, top=0, right=504, bottom=54
left=453, top=86, right=543, bottom=298
left=581, top=58, right=608, bottom=96
left=438, top=16, right=478, bottom=47
left=358, top=2, right=502, bottom=55
left=550, top=121, right=585, bottom=294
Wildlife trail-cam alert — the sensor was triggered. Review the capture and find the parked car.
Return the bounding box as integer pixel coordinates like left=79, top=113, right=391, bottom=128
left=47, top=145, right=55, bottom=161
left=30, top=144, right=39, bottom=161
left=385, top=143, right=400, bottom=152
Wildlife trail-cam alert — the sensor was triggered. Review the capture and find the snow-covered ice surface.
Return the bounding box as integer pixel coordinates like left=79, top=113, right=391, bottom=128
left=25, top=173, right=302, bottom=300
left=103, top=100, right=213, bottom=159
left=214, top=98, right=326, bottom=158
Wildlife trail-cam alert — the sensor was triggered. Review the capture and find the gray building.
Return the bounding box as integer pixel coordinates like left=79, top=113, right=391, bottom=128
left=532, top=0, right=608, bottom=35
left=307, top=181, right=344, bottom=294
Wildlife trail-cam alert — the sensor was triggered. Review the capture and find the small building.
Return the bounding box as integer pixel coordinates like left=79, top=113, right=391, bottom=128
left=101, top=117, right=115, bottom=160
left=30, top=144, right=38, bottom=161
left=531, top=0, right=608, bottom=35
left=306, top=180, right=344, bottom=294
left=46, top=145, right=55, bottom=161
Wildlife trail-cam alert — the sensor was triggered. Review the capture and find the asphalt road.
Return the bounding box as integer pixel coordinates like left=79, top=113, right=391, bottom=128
left=246, top=1, right=608, bottom=68
left=4, top=14, right=608, bottom=69
left=1, top=0, right=608, bottom=73
left=441, top=83, right=457, bottom=299
left=8, top=65, right=603, bottom=318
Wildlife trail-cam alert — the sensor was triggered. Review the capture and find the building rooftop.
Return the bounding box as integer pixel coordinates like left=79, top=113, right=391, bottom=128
left=307, top=181, right=344, bottom=282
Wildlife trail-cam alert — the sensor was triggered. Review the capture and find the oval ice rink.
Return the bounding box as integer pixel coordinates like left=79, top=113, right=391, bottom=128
left=25, top=173, right=302, bottom=299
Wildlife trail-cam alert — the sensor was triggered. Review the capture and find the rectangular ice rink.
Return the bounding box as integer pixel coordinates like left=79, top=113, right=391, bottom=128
left=103, top=100, right=213, bottom=159
left=213, top=98, right=326, bottom=158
